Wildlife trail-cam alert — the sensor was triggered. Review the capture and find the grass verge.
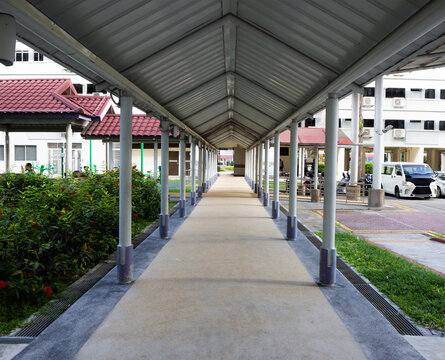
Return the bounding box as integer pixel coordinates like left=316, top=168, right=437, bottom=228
left=316, top=232, right=445, bottom=331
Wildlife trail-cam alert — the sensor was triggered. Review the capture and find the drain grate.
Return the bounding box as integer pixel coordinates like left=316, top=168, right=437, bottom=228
left=296, top=220, right=423, bottom=336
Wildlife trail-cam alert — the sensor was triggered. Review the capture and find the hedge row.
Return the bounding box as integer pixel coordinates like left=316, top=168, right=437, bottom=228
left=0, top=169, right=160, bottom=306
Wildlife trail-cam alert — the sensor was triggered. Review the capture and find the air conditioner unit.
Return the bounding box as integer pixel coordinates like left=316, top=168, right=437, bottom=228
left=393, top=128, right=406, bottom=138
left=363, top=97, right=375, bottom=107
left=392, top=97, right=406, bottom=108
left=362, top=128, right=373, bottom=138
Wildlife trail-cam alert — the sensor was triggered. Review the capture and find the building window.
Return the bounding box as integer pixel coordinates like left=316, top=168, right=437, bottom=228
left=425, top=89, right=435, bottom=99
left=15, top=145, right=36, bottom=161
left=73, top=83, right=84, bottom=94
left=33, top=52, right=44, bottom=61
left=15, top=50, right=29, bottom=62
left=364, top=87, right=375, bottom=97
left=305, top=118, right=315, bottom=127
left=280, top=147, right=289, bottom=156
left=0, top=145, right=4, bottom=161
left=86, top=84, right=95, bottom=94
left=441, top=90, right=445, bottom=99
left=439, top=121, right=445, bottom=131
left=385, top=88, right=405, bottom=98
left=363, top=119, right=374, bottom=127
left=338, top=119, right=342, bottom=128
left=385, top=120, right=405, bottom=129
left=424, top=121, right=435, bottom=130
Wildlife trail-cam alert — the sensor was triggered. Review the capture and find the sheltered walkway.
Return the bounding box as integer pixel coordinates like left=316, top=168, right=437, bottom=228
left=74, top=175, right=365, bottom=360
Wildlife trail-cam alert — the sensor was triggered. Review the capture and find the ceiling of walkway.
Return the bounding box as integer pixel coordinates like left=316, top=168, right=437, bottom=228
left=2, top=0, right=445, bottom=149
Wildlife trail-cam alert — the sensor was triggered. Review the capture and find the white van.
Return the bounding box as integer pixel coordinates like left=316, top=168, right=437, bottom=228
left=381, top=162, right=437, bottom=198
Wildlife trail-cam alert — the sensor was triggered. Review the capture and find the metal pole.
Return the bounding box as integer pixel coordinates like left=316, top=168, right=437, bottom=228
left=140, top=143, right=144, bottom=173
left=5, top=130, right=10, bottom=172
left=190, top=137, right=196, bottom=205
left=252, top=147, right=256, bottom=190
left=320, top=93, right=339, bottom=286
left=203, top=147, right=208, bottom=192
left=350, top=92, right=360, bottom=184
left=287, top=119, right=298, bottom=240
left=314, top=146, right=319, bottom=190
left=159, top=118, right=170, bottom=238
left=89, top=139, right=92, bottom=172
left=373, top=76, right=384, bottom=190
left=272, top=132, right=280, bottom=218
left=108, top=142, right=113, bottom=171
left=258, top=143, right=263, bottom=199
left=179, top=131, right=186, bottom=217
left=153, top=140, right=158, bottom=179
left=198, top=142, right=203, bottom=197
left=65, top=123, right=72, bottom=173
left=263, top=139, right=270, bottom=206
left=117, top=95, right=133, bottom=284
left=255, top=145, right=259, bottom=193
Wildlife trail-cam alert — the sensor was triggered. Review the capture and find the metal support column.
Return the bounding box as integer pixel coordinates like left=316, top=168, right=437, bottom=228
left=153, top=140, right=158, bottom=179
left=258, top=143, right=264, bottom=199
left=350, top=92, right=360, bottom=184
left=65, top=123, right=72, bottom=173
left=5, top=130, right=10, bottom=172
left=190, top=137, right=196, bottom=205
left=314, top=146, right=319, bottom=190
left=373, top=76, right=384, bottom=190
left=287, top=119, right=298, bottom=240
left=255, top=145, right=259, bottom=193
left=202, top=147, right=207, bottom=193
left=107, top=142, right=113, bottom=171
left=263, top=139, right=270, bottom=206
left=140, top=143, right=144, bottom=173
left=159, top=118, right=170, bottom=238
left=197, top=142, right=203, bottom=197
left=320, top=93, right=339, bottom=286
left=272, top=132, right=280, bottom=218
left=117, top=95, right=133, bottom=284
left=179, top=131, right=186, bottom=217
left=251, top=148, right=256, bottom=190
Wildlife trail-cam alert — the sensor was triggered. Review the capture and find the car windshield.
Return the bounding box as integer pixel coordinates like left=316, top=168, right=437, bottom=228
left=438, top=174, right=445, bottom=181
left=402, top=164, right=434, bottom=175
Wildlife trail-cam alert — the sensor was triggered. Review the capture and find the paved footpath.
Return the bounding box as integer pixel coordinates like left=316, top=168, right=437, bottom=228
left=74, top=176, right=366, bottom=360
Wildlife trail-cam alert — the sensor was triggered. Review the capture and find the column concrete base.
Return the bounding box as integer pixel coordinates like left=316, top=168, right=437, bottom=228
left=190, top=191, right=196, bottom=205
left=287, top=215, right=297, bottom=240
left=254, top=183, right=258, bottom=193
left=311, top=189, right=321, bottom=202
left=197, top=186, right=202, bottom=198
left=263, top=192, right=269, bottom=207
left=251, top=180, right=255, bottom=189
left=159, top=214, right=170, bottom=239
left=117, top=244, right=133, bottom=284
left=319, top=248, right=337, bottom=286
left=202, top=182, right=207, bottom=193
left=258, top=187, right=263, bottom=199
left=368, top=188, right=385, bottom=207
left=179, top=199, right=186, bottom=217
left=272, top=200, right=279, bottom=219
left=346, top=185, right=361, bottom=201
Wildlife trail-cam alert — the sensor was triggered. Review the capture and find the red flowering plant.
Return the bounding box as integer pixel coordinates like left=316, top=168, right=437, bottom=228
left=0, top=170, right=160, bottom=316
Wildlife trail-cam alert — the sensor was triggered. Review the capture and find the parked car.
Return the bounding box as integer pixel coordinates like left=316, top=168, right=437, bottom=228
left=381, top=162, right=437, bottom=199
left=436, top=172, right=445, bottom=197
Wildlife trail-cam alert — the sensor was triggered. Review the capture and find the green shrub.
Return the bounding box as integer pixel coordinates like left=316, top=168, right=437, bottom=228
left=317, top=162, right=324, bottom=173
left=365, top=162, right=373, bottom=174
left=0, top=170, right=160, bottom=308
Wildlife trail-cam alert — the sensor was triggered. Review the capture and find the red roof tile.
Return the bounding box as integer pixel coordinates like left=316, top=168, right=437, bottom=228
left=280, top=128, right=353, bottom=146
left=82, top=114, right=161, bottom=138
left=0, top=79, right=111, bottom=118
left=65, top=95, right=113, bottom=117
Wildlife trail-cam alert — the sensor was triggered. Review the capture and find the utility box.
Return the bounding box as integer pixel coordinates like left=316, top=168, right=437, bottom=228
left=233, top=146, right=245, bottom=176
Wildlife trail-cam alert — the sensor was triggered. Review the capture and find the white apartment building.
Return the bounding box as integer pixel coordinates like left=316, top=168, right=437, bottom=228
left=314, top=68, right=445, bottom=174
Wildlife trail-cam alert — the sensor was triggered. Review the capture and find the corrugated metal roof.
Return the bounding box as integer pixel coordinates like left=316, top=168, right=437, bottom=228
left=2, top=0, right=445, bottom=148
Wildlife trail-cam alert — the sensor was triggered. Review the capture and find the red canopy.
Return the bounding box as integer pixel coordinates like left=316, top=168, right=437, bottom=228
left=280, top=128, right=353, bottom=146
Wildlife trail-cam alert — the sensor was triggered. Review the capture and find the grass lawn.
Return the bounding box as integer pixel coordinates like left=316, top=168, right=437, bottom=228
left=316, top=232, right=445, bottom=331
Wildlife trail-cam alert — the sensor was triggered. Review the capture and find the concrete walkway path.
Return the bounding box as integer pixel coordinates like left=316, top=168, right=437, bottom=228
left=74, top=175, right=366, bottom=360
